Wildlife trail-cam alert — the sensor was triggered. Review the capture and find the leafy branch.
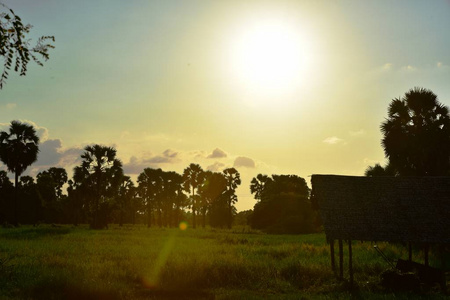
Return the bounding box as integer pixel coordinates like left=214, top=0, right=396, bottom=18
left=0, top=3, right=55, bottom=89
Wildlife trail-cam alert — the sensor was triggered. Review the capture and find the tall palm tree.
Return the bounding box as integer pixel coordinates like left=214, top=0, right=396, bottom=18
left=161, top=171, right=183, bottom=227
left=137, top=167, right=163, bottom=227
left=223, top=167, right=241, bottom=229
left=0, top=120, right=39, bottom=225
left=381, top=87, right=450, bottom=176
left=116, top=175, right=135, bottom=227
left=78, top=144, right=123, bottom=228
left=200, top=171, right=227, bottom=228
left=183, top=163, right=204, bottom=229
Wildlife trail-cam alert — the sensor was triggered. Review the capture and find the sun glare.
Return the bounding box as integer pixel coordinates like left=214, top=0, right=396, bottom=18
left=230, top=20, right=310, bottom=99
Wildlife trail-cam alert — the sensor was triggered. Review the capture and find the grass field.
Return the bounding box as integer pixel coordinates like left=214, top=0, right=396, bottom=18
left=0, top=225, right=447, bottom=299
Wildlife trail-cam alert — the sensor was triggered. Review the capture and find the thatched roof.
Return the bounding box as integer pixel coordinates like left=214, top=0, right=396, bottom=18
left=311, top=175, right=450, bottom=243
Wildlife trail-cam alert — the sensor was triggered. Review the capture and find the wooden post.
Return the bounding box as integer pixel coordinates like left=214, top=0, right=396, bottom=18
left=330, top=239, right=336, bottom=273
left=424, top=243, right=429, bottom=267
left=338, top=239, right=343, bottom=279
left=408, top=242, right=412, bottom=262
left=348, top=240, right=353, bottom=287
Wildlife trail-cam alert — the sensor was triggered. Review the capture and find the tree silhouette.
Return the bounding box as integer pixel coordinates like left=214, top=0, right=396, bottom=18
left=137, top=167, right=163, bottom=227
left=250, top=174, right=272, bottom=201
left=183, top=163, right=204, bottom=229
left=0, top=120, right=39, bottom=225
left=160, top=171, right=183, bottom=227
left=223, top=168, right=241, bottom=229
left=250, top=174, right=314, bottom=233
left=77, top=144, right=123, bottom=229
left=18, top=175, right=39, bottom=224
left=0, top=3, right=55, bottom=89
left=364, top=163, right=396, bottom=177
left=36, top=167, right=68, bottom=222
left=115, top=175, right=135, bottom=227
left=66, top=179, right=83, bottom=226
left=0, top=170, right=13, bottom=223
left=381, top=87, right=450, bottom=176
left=199, top=171, right=227, bottom=228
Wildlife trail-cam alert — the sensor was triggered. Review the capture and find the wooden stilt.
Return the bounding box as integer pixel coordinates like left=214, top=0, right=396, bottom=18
left=348, top=240, right=353, bottom=286
left=330, top=239, right=336, bottom=273
left=424, top=243, right=429, bottom=267
left=338, top=239, right=343, bottom=279
left=408, top=242, right=412, bottom=262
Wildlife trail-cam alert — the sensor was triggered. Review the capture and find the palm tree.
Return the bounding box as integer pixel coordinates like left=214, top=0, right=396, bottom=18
left=200, top=171, right=227, bottom=228
left=161, top=171, right=183, bottom=227
left=116, top=175, right=135, bottom=227
left=250, top=174, right=272, bottom=201
left=183, top=163, right=204, bottom=229
left=223, top=167, right=241, bottom=229
left=78, top=144, right=123, bottom=228
left=137, top=168, right=163, bottom=227
left=381, top=87, right=450, bottom=176
left=0, top=120, right=39, bottom=225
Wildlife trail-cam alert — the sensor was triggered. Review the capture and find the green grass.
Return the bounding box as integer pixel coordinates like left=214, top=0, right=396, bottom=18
left=0, top=225, right=447, bottom=299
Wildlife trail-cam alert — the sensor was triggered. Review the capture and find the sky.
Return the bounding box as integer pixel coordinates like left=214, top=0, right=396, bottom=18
left=1, top=0, right=450, bottom=211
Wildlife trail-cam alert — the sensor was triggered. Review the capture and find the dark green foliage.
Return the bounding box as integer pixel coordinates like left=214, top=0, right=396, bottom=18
left=36, top=167, right=68, bottom=223
left=233, top=209, right=252, bottom=227
left=183, top=163, right=205, bottom=228
left=0, top=3, right=55, bottom=89
left=209, top=194, right=233, bottom=228
left=250, top=174, right=316, bottom=234
left=0, top=121, right=40, bottom=225
left=137, top=168, right=187, bottom=228
left=364, top=163, right=397, bottom=177
left=17, top=176, right=39, bottom=224
left=73, top=144, right=123, bottom=229
left=380, top=87, right=450, bottom=176
left=0, top=121, right=40, bottom=178
left=223, top=168, right=241, bottom=229
left=0, top=170, right=13, bottom=223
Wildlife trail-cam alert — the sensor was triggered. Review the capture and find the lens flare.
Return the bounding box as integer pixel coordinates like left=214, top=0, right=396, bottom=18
left=142, top=231, right=177, bottom=289
left=179, top=221, right=188, bottom=231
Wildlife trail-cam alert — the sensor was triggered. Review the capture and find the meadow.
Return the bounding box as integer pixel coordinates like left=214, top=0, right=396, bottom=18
left=0, top=225, right=447, bottom=299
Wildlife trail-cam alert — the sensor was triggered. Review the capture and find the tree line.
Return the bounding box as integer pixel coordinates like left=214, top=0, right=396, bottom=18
left=1, top=88, right=449, bottom=234
left=0, top=121, right=318, bottom=233
left=0, top=130, right=244, bottom=229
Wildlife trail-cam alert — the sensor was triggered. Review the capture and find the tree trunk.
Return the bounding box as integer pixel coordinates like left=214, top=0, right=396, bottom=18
left=228, top=197, right=232, bottom=229
left=202, top=208, right=206, bottom=228
left=147, top=200, right=152, bottom=228
left=192, top=187, right=196, bottom=229
left=14, top=172, right=18, bottom=226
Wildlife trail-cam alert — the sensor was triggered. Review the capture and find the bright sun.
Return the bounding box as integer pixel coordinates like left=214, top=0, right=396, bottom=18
left=230, top=20, right=309, bottom=98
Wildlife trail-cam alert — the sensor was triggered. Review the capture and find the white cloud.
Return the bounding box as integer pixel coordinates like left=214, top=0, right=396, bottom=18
left=323, top=136, right=344, bottom=145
